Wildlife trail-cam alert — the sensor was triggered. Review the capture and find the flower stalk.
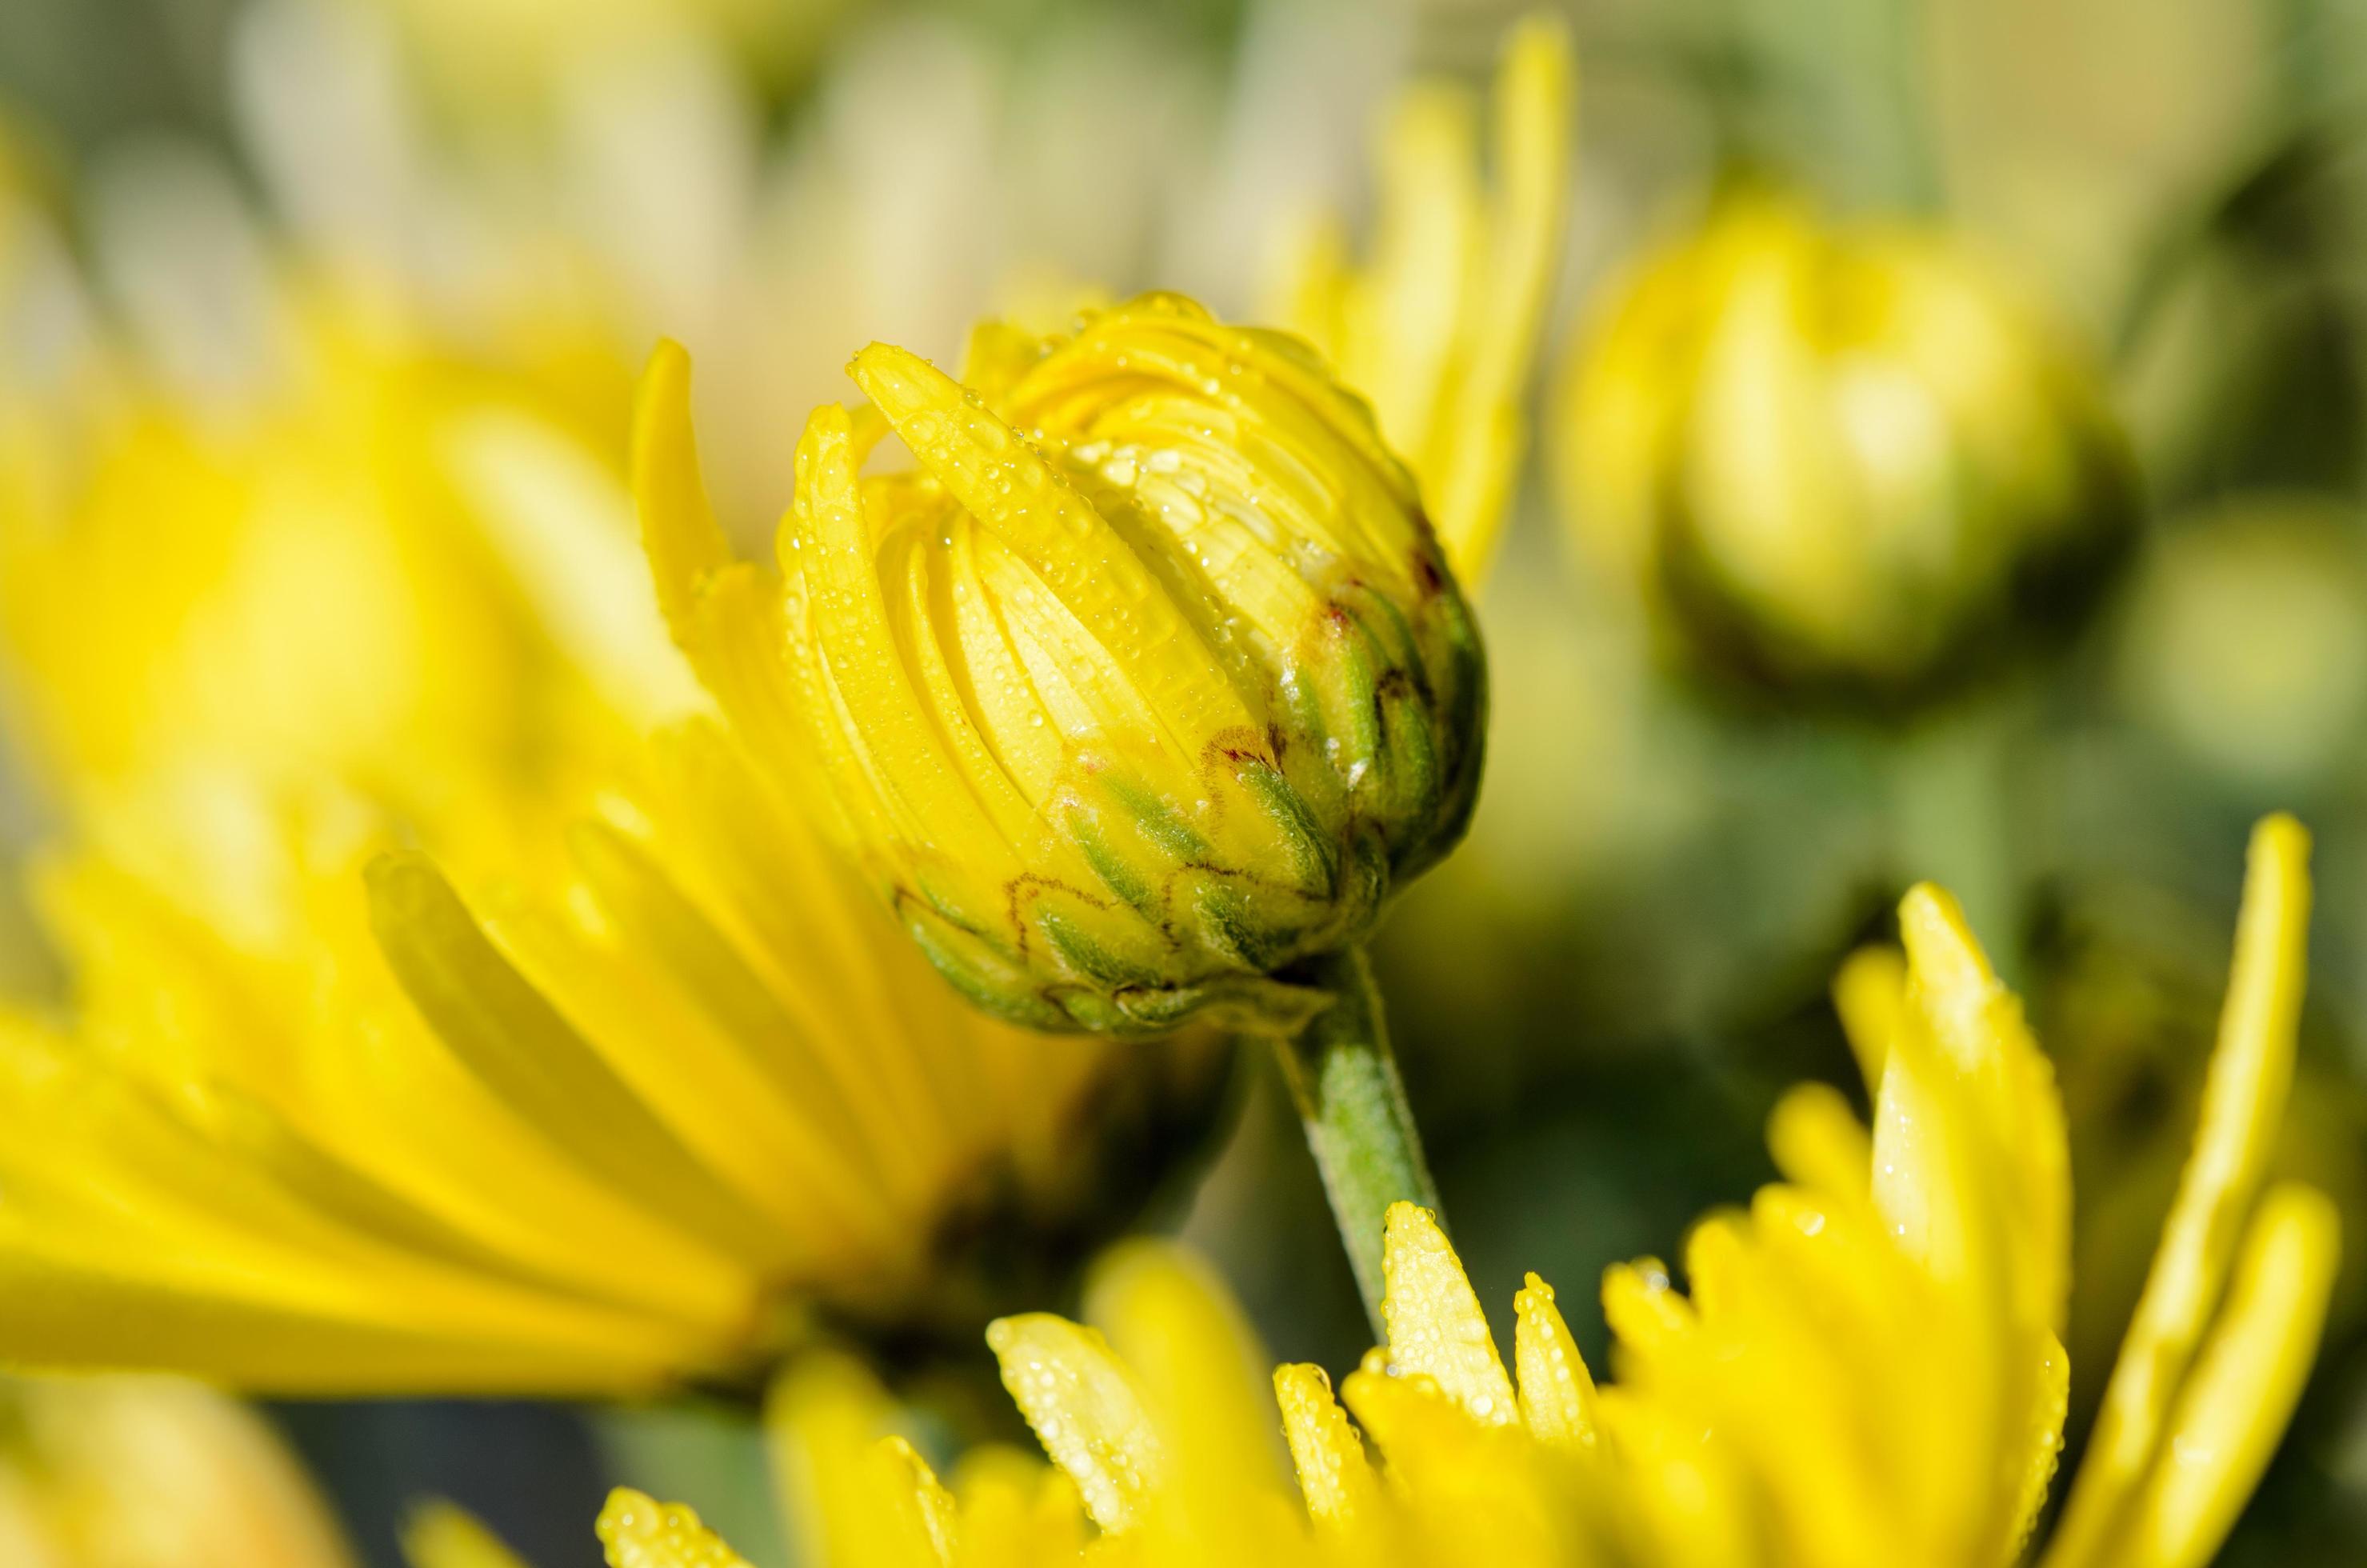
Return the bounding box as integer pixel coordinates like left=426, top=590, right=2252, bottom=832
left=1265, top=946, right=1439, bottom=1333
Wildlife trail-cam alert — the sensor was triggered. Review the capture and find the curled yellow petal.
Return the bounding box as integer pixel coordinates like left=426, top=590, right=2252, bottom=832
left=786, top=402, right=1018, bottom=882
left=846, top=342, right=1257, bottom=759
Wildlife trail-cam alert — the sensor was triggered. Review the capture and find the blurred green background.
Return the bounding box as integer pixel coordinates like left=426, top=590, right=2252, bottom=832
left=5, top=0, right=2367, bottom=1562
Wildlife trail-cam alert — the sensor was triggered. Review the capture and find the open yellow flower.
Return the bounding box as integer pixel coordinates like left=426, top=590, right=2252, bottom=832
left=1267, top=14, right=1575, bottom=583
left=605, top=814, right=2335, bottom=1566
left=1557, top=190, right=2139, bottom=698
left=0, top=1374, right=354, bottom=1568
left=0, top=276, right=1209, bottom=1396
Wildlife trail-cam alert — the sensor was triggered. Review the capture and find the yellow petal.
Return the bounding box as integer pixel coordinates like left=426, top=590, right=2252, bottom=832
left=846, top=342, right=1260, bottom=762
left=1830, top=944, right=1906, bottom=1096
left=1600, top=1257, right=1693, bottom=1358
left=1345, top=81, right=1480, bottom=468
left=1765, top=1082, right=1872, bottom=1205
left=786, top=402, right=1020, bottom=884
left=596, top=1489, right=756, bottom=1568
left=402, top=1502, right=530, bottom=1568
left=1085, top=1242, right=1290, bottom=1506
left=1381, top=1202, right=1517, bottom=1426
left=986, top=1313, right=1163, bottom=1532
left=1897, top=882, right=2070, bottom=1331
left=871, top=1438, right=957, bottom=1568
left=769, top=1353, right=947, bottom=1568
left=949, top=1446, right=1090, bottom=1567
left=1273, top=1362, right=1381, bottom=1527
left=2112, top=1185, right=2340, bottom=1568
left=2046, top=814, right=2312, bottom=1568
left=1513, top=1271, right=1597, bottom=1450
left=630, top=339, right=736, bottom=646
left=444, top=403, right=705, bottom=727
left=363, top=852, right=780, bottom=1268
left=1425, top=12, right=1576, bottom=582
left=2006, top=1334, right=2069, bottom=1555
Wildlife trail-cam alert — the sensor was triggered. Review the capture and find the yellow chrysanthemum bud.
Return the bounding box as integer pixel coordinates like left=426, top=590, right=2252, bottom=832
left=1558, top=190, right=2139, bottom=699
left=759, top=294, right=1484, bottom=1035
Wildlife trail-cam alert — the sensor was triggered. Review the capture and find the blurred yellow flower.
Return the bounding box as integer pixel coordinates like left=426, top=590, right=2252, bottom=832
left=640, top=294, right=1484, bottom=1038
left=0, top=294, right=654, bottom=846
left=0, top=1375, right=353, bottom=1568
left=2115, top=494, right=2367, bottom=793
left=614, top=814, right=2333, bottom=1567
left=0, top=265, right=1209, bottom=1397
left=1558, top=191, right=2138, bottom=698
left=1269, top=15, right=1574, bottom=583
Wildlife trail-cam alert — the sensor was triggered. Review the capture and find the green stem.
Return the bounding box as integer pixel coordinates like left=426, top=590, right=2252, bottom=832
left=1267, top=945, right=1440, bottom=1338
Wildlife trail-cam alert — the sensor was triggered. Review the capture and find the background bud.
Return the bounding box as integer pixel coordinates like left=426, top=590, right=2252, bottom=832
left=774, top=294, right=1484, bottom=1034
left=1558, top=191, right=2139, bottom=701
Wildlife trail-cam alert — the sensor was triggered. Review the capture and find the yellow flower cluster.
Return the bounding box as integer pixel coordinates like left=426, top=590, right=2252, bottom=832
left=597, top=816, right=2332, bottom=1568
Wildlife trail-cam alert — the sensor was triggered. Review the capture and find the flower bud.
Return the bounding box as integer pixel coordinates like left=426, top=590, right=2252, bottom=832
left=702, top=295, right=1484, bottom=1034
left=1558, top=192, right=2138, bottom=699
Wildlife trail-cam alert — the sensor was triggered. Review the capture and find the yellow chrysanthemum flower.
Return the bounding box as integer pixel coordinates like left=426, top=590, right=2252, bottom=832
left=0, top=1374, right=354, bottom=1568
left=655, top=293, right=1483, bottom=1039
left=1557, top=190, right=2139, bottom=698
left=636, top=293, right=1486, bottom=1313
left=1268, top=15, right=1574, bottom=583
left=597, top=814, right=2334, bottom=1567
left=0, top=263, right=1208, bottom=1395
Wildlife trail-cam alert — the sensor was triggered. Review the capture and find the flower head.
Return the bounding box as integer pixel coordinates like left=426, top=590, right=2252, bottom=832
left=1558, top=191, right=2138, bottom=699
left=633, top=814, right=2337, bottom=1567
left=638, top=294, right=1485, bottom=1037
